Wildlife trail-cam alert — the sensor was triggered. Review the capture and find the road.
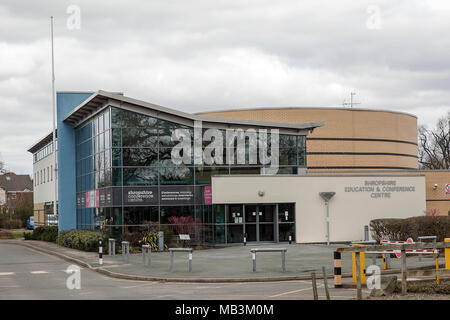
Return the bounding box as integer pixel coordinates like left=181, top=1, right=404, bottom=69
left=0, top=243, right=364, bottom=300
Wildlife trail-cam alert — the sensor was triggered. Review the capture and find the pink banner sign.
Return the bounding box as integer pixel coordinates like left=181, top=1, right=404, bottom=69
left=204, top=185, right=212, bottom=204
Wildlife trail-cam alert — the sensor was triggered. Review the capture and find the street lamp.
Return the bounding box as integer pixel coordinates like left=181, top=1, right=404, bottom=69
left=319, top=192, right=336, bottom=245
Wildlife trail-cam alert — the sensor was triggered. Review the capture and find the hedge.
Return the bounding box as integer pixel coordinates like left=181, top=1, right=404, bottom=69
left=370, top=216, right=450, bottom=242
left=57, top=229, right=109, bottom=252
left=24, top=226, right=58, bottom=242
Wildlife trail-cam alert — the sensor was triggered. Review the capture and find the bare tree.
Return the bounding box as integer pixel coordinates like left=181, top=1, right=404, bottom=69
left=418, top=112, right=450, bottom=169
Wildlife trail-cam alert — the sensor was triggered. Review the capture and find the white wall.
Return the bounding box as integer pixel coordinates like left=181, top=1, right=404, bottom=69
left=212, top=175, right=426, bottom=243
left=33, top=152, right=57, bottom=205
left=0, top=188, right=5, bottom=206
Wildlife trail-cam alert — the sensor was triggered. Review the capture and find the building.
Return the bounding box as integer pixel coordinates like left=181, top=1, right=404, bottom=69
left=27, top=131, right=58, bottom=226
left=198, top=107, right=450, bottom=216
left=0, top=172, right=33, bottom=214
left=28, top=90, right=446, bottom=244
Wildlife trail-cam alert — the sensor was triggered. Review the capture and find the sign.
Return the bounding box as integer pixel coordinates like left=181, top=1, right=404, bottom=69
left=445, top=184, right=450, bottom=195
left=204, top=185, right=212, bottom=204
left=160, top=186, right=196, bottom=205
left=99, top=188, right=113, bottom=207
left=179, top=234, right=191, bottom=240
left=123, top=186, right=158, bottom=206
left=344, top=180, right=416, bottom=199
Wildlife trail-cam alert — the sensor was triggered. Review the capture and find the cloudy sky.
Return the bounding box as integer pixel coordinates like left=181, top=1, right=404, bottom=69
left=1, top=0, right=449, bottom=175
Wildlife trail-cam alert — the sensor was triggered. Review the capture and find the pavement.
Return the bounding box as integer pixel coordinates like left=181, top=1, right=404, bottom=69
left=1, top=239, right=445, bottom=282
left=0, top=242, right=367, bottom=300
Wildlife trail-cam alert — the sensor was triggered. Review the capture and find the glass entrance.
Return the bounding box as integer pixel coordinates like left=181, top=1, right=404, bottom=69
left=244, top=204, right=275, bottom=242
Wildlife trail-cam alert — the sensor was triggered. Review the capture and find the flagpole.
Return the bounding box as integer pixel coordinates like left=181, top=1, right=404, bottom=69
left=51, top=16, right=58, bottom=220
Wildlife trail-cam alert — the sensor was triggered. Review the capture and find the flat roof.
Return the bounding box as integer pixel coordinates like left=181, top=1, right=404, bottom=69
left=195, top=106, right=418, bottom=119
left=27, top=130, right=56, bottom=154
left=64, top=90, right=324, bottom=131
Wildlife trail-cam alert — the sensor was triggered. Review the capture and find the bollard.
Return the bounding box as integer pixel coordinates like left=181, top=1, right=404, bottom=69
left=333, top=251, right=342, bottom=288
left=364, top=225, right=369, bottom=241
left=98, top=239, right=103, bottom=265
left=352, top=244, right=366, bottom=284
left=142, top=245, right=151, bottom=266
left=252, top=251, right=256, bottom=272
left=108, top=238, right=116, bottom=256
left=445, top=238, right=450, bottom=270
left=243, top=233, right=247, bottom=246
left=188, top=252, right=192, bottom=272
left=288, top=234, right=292, bottom=245
left=121, top=241, right=130, bottom=263
left=158, top=232, right=164, bottom=252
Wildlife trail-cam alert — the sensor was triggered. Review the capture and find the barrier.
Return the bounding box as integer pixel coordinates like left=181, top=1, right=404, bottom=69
left=108, top=238, right=116, bottom=256
left=417, top=236, right=436, bottom=262
left=142, top=245, right=151, bottom=267
left=121, top=241, right=130, bottom=263
left=335, top=241, right=450, bottom=297
left=333, top=251, right=342, bottom=288
left=446, top=238, right=450, bottom=270
left=169, top=248, right=193, bottom=272
left=98, top=239, right=103, bottom=265
left=250, top=248, right=287, bottom=272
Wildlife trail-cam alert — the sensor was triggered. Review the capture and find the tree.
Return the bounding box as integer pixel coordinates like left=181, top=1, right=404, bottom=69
left=418, top=112, right=450, bottom=169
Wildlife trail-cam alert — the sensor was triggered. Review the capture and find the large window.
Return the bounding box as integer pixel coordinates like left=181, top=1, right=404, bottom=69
left=74, top=106, right=305, bottom=243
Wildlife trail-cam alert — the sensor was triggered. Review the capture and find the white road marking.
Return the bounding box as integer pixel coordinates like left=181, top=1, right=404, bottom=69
left=30, top=271, right=49, bottom=274
left=0, top=272, right=15, bottom=276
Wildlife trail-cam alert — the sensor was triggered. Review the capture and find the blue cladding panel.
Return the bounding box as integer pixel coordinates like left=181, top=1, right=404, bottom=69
left=57, top=92, right=93, bottom=231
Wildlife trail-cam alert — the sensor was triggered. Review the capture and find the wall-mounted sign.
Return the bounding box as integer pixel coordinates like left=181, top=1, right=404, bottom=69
left=204, top=185, right=212, bottom=204
left=99, top=188, right=113, bottom=207
left=344, top=180, right=416, bottom=199
left=160, top=186, right=196, bottom=205
left=123, top=186, right=158, bottom=206
left=445, top=184, right=450, bottom=195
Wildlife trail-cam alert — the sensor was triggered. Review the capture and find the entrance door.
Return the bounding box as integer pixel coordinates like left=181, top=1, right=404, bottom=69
left=244, top=204, right=275, bottom=242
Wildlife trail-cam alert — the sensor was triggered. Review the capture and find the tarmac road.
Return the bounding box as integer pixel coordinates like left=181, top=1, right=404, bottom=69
left=0, top=243, right=366, bottom=300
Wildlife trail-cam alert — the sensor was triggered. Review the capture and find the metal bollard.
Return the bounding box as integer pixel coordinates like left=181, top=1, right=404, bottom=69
left=252, top=251, right=256, bottom=272
left=158, top=232, right=164, bottom=252
left=288, top=234, right=292, bottom=245
left=243, top=233, right=247, bottom=246
left=108, top=238, right=116, bottom=256
left=142, top=245, right=151, bottom=266
left=98, top=239, right=103, bottom=265
left=188, top=251, right=192, bottom=272
left=121, top=241, right=130, bottom=263
left=364, top=225, right=369, bottom=241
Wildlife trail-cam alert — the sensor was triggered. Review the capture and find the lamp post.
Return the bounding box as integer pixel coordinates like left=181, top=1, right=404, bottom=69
left=319, top=192, right=336, bottom=245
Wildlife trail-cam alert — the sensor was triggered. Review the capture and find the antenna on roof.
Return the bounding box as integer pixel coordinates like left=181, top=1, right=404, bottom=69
left=342, top=92, right=361, bottom=108
left=50, top=16, right=58, bottom=218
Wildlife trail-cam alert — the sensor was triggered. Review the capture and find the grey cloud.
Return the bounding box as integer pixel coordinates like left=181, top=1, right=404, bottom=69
left=0, top=0, right=449, bottom=174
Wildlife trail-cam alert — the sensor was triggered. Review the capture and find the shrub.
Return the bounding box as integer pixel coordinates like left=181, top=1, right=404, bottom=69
left=139, top=231, right=167, bottom=252
left=122, top=231, right=144, bottom=247
left=57, top=229, right=109, bottom=252
left=25, top=226, right=58, bottom=242
left=370, top=216, right=450, bottom=242
left=0, top=218, right=23, bottom=229
left=0, top=230, right=14, bottom=239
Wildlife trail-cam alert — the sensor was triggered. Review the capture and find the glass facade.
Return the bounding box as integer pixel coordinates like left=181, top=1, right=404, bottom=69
left=75, top=106, right=305, bottom=244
